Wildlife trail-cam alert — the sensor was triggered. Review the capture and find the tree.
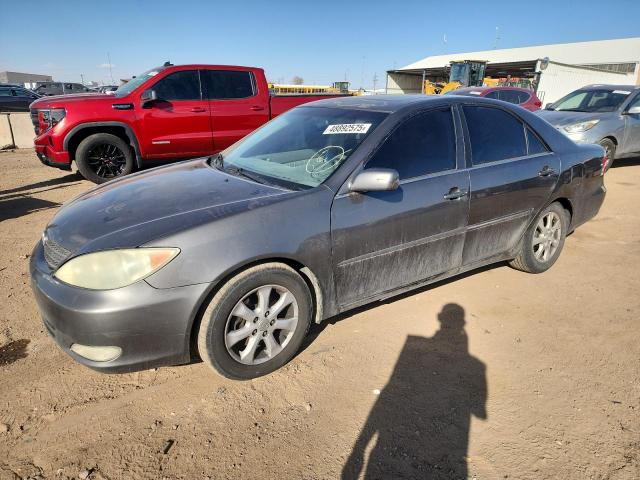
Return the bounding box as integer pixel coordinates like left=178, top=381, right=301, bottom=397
left=291, top=76, right=304, bottom=85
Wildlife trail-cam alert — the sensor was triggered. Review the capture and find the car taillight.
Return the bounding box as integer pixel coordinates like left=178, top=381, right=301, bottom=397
left=36, top=108, right=66, bottom=133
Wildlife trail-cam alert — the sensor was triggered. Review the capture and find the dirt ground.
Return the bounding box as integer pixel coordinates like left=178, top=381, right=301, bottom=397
left=0, top=149, right=638, bottom=480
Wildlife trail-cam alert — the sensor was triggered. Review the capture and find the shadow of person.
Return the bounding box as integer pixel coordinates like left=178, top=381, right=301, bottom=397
left=342, top=304, right=487, bottom=480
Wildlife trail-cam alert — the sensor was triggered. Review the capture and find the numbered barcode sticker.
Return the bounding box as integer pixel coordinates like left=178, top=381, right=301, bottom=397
left=613, top=90, right=631, bottom=95
left=468, top=91, right=482, bottom=95
left=323, top=123, right=372, bottom=135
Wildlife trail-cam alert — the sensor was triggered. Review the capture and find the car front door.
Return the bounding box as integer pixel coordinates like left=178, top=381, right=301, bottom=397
left=460, top=104, right=560, bottom=266
left=201, top=69, right=269, bottom=152
left=331, top=107, right=470, bottom=308
left=621, top=93, right=640, bottom=154
left=13, top=88, right=38, bottom=111
left=138, top=69, right=213, bottom=159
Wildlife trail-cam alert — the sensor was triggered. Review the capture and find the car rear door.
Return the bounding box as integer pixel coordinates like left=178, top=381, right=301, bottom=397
left=621, top=92, right=640, bottom=154
left=138, top=69, right=213, bottom=159
left=331, top=107, right=469, bottom=308
left=200, top=69, right=269, bottom=152
left=460, top=104, right=560, bottom=266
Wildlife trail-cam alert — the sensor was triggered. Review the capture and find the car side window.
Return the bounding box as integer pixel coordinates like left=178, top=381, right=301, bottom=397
left=463, top=106, right=527, bottom=164
left=499, top=90, right=521, bottom=104
left=201, top=70, right=255, bottom=100
left=517, top=91, right=531, bottom=104
left=484, top=91, right=500, bottom=99
left=153, top=70, right=201, bottom=101
left=526, top=128, right=548, bottom=155
left=366, top=108, right=456, bottom=179
left=0, top=87, right=11, bottom=96
left=627, top=93, right=640, bottom=110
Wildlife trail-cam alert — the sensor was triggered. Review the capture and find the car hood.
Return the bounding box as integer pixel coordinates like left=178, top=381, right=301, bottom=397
left=535, top=110, right=607, bottom=127
left=30, top=93, right=112, bottom=108
left=44, top=159, right=291, bottom=257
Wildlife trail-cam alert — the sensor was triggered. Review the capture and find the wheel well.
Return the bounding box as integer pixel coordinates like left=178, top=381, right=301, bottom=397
left=187, top=258, right=323, bottom=360
left=601, top=135, right=618, bottom=146
left=67, top=126, right=134, bottom=162
left=553, top=197, right=573, bottom=225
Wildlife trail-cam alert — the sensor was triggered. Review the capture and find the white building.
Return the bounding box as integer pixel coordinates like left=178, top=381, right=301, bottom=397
left=387, top=37, right=640, bottom=104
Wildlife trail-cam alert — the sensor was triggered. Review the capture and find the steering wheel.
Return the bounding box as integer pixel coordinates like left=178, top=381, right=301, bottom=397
left=306, top=146, right=350, bottom=175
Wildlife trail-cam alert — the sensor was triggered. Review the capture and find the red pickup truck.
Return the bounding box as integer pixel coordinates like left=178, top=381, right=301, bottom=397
left=31, top=64, right=346, bottom=183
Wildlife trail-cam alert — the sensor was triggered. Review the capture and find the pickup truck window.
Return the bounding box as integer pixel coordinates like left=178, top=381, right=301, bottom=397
left=218, top=106, right=388, bottom=189
left=153, top=70, right=201, bottom=101
left=114, top=68, right=165, bottom=97
left=201, top=70, right=255, bottom=99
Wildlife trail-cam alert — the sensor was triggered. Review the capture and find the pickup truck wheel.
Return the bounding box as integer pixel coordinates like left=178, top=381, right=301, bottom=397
left=510, top=202, right=568, bottom=274
left=598, top=138, right=616, bottom=172
left=197, top=263, right=312, bottom=380
left=76, top=133, right=134, bottom=184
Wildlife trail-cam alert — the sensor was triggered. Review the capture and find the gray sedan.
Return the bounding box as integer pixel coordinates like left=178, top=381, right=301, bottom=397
left=537, top=84, right=640, bottom=169
left=31, top=95, right=606, bottom=379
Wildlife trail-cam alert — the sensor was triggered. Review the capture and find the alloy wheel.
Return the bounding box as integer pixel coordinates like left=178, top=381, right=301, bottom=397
left=532, top=211, right=562, bottom=262
left=224, top=285, right=299, bottom=365
left=86, top=143, right=127, bottom=178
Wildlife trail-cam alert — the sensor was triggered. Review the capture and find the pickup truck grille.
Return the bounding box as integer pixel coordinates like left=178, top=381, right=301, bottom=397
left=43, top=237, right=71, bottom=269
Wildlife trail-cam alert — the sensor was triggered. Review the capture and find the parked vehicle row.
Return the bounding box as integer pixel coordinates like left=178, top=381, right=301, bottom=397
left=30, top=95, right=607, bottom=379
left=0, top=84, right=40, bottom=112
left=29, top=63, right=348, bottom=184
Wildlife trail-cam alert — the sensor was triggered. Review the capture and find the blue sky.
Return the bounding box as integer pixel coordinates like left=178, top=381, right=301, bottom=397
left=1, top=0, right=639, bottom=88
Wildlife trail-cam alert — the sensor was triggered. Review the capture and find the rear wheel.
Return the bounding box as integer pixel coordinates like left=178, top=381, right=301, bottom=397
left=598, top=138, right=616, bottom=172
left=76, top=133, right=134, bottom=184
left=510, top=202, right=568, bottom=273
left=197, top=263, right=312, bottom=380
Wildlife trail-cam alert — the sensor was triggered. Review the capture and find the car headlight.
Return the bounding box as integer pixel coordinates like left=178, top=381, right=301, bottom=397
left=54, top=248, right=180, bottom=290
left=563, top=120, right=599, bottom=133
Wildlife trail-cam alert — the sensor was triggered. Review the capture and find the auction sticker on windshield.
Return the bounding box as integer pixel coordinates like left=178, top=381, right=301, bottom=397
left=323, top=123, right=372, bottom=135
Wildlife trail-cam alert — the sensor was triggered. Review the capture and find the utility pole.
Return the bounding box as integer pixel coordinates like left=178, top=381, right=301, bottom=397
left=80, top=73, right=84, bottom=85
left=107, top=52, right=115, bottom=84
left=493, top=27, right=500, bottom=49
left=372, top=73, right=378, bottom=93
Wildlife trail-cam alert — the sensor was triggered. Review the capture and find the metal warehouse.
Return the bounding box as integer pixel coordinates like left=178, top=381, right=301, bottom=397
left=387, top=37, right=640, bottom=105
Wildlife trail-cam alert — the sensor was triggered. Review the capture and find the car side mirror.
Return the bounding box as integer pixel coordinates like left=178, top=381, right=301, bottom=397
left=141, top=89, right=157, bottom=107
left=624, top=105, right=640, bottom=115
left=349, top=168, right=400, bottom=193
left=544, top=103, right=555, bottom=110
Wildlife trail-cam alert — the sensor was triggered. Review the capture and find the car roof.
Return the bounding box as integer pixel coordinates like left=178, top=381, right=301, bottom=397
left=304, top=94, right=531, bottom=114
left=581, top=84, right=639, bottom=91
left=454, top=86, right=533, bottom=94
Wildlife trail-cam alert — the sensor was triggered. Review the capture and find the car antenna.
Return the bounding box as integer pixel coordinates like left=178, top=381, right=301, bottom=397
left=163, top=61, right=174, bottom=67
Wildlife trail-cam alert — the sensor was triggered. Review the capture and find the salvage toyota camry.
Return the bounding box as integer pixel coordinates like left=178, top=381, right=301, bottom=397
left=31, top=95, right=607, bottom=379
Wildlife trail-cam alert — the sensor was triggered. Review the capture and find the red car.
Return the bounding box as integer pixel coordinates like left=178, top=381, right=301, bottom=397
left=30, top=64, right=347, bottom=183
left=447, top=86, right=543, bottom=111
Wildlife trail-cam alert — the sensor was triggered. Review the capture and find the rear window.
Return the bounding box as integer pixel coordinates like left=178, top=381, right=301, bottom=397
left=201, top=70, right=255, bottom=99
left=463, top=106, right=527, bottom=164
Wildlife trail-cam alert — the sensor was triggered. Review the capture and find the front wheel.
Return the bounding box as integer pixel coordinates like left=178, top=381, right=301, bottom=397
left=75, top=133, right=134, bottom=184
left=197, top=263, right=313, bottom=380
left=598, top=138, right=616, bottom=172
left=510, top=202, right=569, bottom=273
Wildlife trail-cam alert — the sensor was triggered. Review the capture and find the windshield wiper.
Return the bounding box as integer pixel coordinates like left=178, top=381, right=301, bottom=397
left=225, top=166, right=266, bottom=185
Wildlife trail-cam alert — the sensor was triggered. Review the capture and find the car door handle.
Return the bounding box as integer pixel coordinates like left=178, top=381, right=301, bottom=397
left=538, top=166, right=557, bottom=177
left=443, top=187, right=469, bottom=200
left=191, top=107, right=207, bottom=112
left=250, top=105, right=265, bottom=111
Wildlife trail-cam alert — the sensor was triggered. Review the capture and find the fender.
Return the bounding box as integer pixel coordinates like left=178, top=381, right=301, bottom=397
left=63, top=121, right=143, bottom=169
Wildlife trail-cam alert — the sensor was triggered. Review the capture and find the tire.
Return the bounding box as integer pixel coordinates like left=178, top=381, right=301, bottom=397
left=510, top=202, right=569, bottom=274
left=197, top=263, right=313, bottom=380
left=598, top=138, right=616, bottom=172
left=75, top=133, right=134, bottom=184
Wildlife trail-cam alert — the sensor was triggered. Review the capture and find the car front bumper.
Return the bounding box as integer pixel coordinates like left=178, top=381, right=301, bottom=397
left=29, top=240, right=210, bottom=373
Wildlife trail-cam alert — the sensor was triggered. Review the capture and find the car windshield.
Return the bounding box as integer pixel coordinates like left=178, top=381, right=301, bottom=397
left=214, top=106, right=388, bottom=189
left=552, top=89, right=630, bottom=112
left=114, top=68, right=164, bottom=97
